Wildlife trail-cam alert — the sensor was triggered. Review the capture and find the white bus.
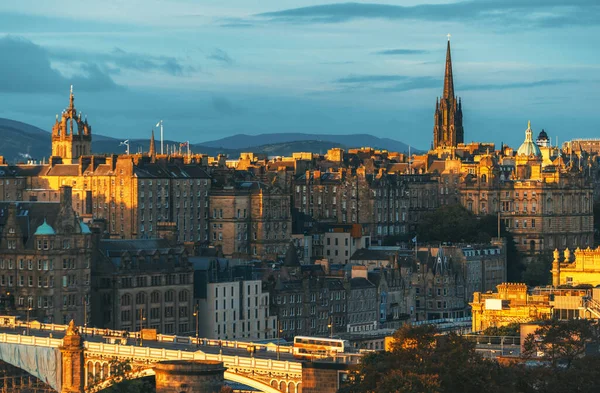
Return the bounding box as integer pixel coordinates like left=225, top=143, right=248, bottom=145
left=293, top=336, right=350, bottom=359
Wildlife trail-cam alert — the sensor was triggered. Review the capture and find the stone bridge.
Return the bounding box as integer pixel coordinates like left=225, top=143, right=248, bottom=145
left=0, top=322, right=305, bottom=393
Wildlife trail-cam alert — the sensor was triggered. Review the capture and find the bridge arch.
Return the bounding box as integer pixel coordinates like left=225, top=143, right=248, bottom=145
left=91, top=367, right=285, bottom=393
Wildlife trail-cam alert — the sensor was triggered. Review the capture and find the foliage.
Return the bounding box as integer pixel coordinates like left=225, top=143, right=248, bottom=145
left=521, top=250, right=553, bottom=287
left=339, top=325, right=508, bottom=393
left=341, top=322, right=600, bottom=393
left=483, top=323, right=520, bottom=337
left=522, top=319, right=600, bottom=368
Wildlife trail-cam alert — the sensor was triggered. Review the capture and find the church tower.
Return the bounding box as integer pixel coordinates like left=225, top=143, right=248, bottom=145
left=51, top=86, right=92, bottom=164
left=433, top=38, right=464, bottom=149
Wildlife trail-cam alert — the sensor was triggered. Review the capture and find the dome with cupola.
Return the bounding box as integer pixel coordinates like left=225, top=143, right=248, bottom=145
left=517, top=121, right=542, bottom=158
left=536, top=129, right=550, bottom=147
left=34, top=219, right=56, bottom=236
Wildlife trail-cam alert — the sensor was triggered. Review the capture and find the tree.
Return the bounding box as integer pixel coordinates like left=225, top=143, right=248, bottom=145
left=483, top=323, right=520, bottom=337
left=522, top=319, right=600, bottom=369
left=339, top=325, right=513, bottom=393
left=521, top=250, right=552, bottom=287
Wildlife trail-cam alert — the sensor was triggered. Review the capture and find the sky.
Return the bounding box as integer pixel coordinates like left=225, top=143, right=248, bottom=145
left=0, top=0, right=598, bottom=150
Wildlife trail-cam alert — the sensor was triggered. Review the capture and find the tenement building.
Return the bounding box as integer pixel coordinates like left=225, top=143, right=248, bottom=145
left=91, top=237, right=194, bottom=334
left=209, top=180, right=291, bottom=259
left=0, top=186, right=92, bottom=325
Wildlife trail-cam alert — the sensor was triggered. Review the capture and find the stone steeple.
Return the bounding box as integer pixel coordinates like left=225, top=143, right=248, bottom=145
left=149, top=129, right=156, bottom=158
left=443, top=40, right=454, bottom=100
left=433, top=38, right=464, bottom=149
left=51, top=86, right=92, bottom=164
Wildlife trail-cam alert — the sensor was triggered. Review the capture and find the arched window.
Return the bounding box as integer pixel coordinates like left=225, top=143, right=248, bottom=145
left=121, top=294, right=131, bottom=306
left=481, top=174, right=487, bottom=183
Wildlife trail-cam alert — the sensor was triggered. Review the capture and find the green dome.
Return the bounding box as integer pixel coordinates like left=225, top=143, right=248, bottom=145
left=80, top=221, right=92, bottom=234
left=34, top=219, right=56, bottom=236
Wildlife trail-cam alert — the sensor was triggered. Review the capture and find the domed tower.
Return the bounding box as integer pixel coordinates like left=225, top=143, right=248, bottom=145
left=433, top=37, right=464, bottom=149
left=51, top=86, right=92, bottom=164
left=536, top=129, right=550, bottom=148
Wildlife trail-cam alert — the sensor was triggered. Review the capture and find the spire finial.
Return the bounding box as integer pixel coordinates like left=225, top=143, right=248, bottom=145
left=443, top=36, right=454, bottom=99
left=528, top=120, right=531, bottom=129
left=447, top=33, right=451, bottom=41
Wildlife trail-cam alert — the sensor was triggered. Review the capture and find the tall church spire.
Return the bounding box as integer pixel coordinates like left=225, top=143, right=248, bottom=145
left=443, top=39, right=454, bottom=100
left=149, top=129, right=156, bottom=157
left=432, top=36, right=463, bottom=150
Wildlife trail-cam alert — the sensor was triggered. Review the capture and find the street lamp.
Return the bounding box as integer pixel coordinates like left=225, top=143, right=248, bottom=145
left=26, top=307, right=32, bottom=335
left=193, top=303, right=199, bottom=347
left=328, top=316, right=333, bottom=338
left=277, top=321, right=282, bottom=360
left=139, top=308, right=146, bottom=346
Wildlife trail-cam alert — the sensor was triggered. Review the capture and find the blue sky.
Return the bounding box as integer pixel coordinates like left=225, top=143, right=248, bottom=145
left=0, top=0, right=598, bottom=150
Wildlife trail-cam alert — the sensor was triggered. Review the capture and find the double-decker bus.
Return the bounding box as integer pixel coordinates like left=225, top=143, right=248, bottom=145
left=293, top=336, right=350, bottom=359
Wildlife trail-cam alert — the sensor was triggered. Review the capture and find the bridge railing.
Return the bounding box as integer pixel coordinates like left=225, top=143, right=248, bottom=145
left=1, top=318, right=295, bottom=355
left=84, top=341, right=302, bottom=373
left=0, top=332, right=63, bottom=347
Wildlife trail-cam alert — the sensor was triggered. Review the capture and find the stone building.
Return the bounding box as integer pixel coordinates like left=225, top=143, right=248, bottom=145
left=346, top=267, right=378, bottom=333
left=293, top=169, right=438, bottom=245
left=91, top=238, right=194, bottom=334
left=412, top=247, right=467, bottom=321
left=0, top=186, right=92, bottom=325
left=51, top=86, right=92, bottom=164
left=193, top=257, right=276, bottom=340
left=552, top=247, right=600, bottom=287
left=209, top=181, right=291, bottom=259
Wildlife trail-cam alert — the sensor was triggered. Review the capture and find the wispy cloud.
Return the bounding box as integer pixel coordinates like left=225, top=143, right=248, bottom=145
left=257, top=1, right=600, bottom=28
left=50, top=47, right=197, bottom=77
left=374, top=49, right=429, bottom=55
left=0, top=36, right=120, bottom=93
left=463, top=79, right=578, bottom=91
left=334, top=74, right=440, bottom=93
left=207, top=48, right=234, bottom=66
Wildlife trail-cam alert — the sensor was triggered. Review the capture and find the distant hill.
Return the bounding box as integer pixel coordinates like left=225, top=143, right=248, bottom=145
left=0, top=118, right=420, bottom=163
left=202, top=133, right=418, bottom=153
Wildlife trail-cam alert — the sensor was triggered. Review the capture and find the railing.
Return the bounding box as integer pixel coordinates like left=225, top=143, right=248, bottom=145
left=0, top=332, right=63, bottom=347
left=84, top=341, right=302, bottom=373
left=0, top=318, right=295, bottom=355
left=584, top=298, right=600, bottom=318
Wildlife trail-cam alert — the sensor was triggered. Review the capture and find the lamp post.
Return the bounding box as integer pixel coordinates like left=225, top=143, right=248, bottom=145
left=328, top=316, right=333, bottom=338
left=193, top=303, right=199, bottom=347
left=139, top=308, right=146, bottom=346
left=26, top=307, right=32, bottom=335
left=277, top=321, right=282, bottom=360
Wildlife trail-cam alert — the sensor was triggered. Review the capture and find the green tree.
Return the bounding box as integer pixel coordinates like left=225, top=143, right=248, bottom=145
left=483, top=323, right=520, bottom=337
left=521, top=250, right=552, bottom=287
left=340, top=325, right=513, bottom=393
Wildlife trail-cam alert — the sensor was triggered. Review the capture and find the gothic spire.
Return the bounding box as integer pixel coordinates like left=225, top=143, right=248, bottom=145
left=443, top=39, right=454, bottom=100
left=69, top=85, right=75, bottom=110
left=149, top=129, right=156, bottom=157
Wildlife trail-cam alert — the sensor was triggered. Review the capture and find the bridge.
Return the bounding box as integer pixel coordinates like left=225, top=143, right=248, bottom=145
left=0, top=320, right=328, bottom=393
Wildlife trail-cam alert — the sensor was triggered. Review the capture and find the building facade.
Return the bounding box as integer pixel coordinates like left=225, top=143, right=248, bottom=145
left=0, top=186, right=92, bottom=325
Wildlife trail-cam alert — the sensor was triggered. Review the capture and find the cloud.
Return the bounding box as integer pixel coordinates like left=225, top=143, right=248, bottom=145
left=257, top=1, right=600, bottom=28
left=462, top=79, right=578, bottom=91
left=335, top=75, right=410, bottom=83
left=374, top=49, right=429, bottom=55
left=207, top=48, right=234, bottom=66
left=0, top=35, right=119, bottom=93
left=333, top=74, right=440, bottom=93
left=211, top=95, right=244, bottom=115
left=50, top=47, right=197, bottom=77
